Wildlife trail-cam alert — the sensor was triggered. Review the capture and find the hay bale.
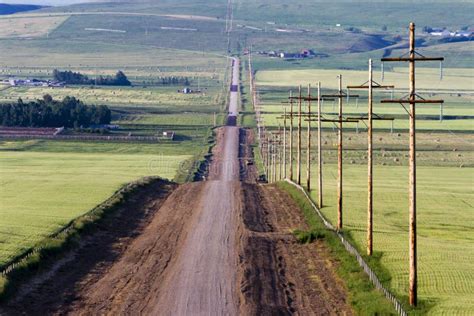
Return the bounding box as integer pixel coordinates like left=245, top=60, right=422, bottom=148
left=394, top=158, right=399, bottom=162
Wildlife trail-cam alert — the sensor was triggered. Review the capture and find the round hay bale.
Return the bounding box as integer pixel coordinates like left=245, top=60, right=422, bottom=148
left=350, top=160, right=355, bottom=164
left=394, top=158, right=399, bottom=162
left=453, top=148, right=457, bottom=152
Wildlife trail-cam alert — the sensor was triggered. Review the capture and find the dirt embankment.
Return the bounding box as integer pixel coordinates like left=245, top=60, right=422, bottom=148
left=237, top=129, right=353, bottom=315
left=2, top=181, right=202, bottom=315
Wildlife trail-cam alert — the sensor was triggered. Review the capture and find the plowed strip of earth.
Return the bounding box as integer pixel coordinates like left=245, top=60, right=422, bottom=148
left=238, top=182, right=353, bottom=315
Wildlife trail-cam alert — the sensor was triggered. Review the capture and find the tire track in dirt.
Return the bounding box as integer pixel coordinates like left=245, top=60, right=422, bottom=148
left=237, top=179, right=353, bottom=315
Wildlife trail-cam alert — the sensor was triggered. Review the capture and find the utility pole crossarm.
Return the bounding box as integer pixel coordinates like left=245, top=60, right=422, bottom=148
left=381, top=99, right=444, bottom=104
left=347, top=84, right=395, bottom=89
left=346, top=116, right=394, bottom=121
left=305, top=118, right=359, bottom=123
left=288, top=96, right=322, bottom=101
left=321, top=94, right=359, bottom=98
left=381, top=57, right=444, bottom=62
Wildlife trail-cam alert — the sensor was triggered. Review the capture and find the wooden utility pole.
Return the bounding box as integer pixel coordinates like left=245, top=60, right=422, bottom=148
left=381, top=22, right=443, bottom=306
left=283, top=107, right=287, bottom=179
left=321, top=76, right=359, bottom=231
left=289, top=91, right=294, bottom=181
left=266, top=133, right=271, bottom=180
left=273, top=133, right=277, bottom=182
left=337, top=76, right=343, bottom=230
left=278, top=125, right=283, bottom=180
left=317, top=82, right=323, bottom=208
left=347, top=60, right=394, bottom=256
left=297, top=86, right=302, bottom=185
left=306, top=84, right=312, bottom=191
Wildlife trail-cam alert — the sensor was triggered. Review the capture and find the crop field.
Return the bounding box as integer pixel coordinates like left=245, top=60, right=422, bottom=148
left=256, top=68, right=474, bottom=91
left=0, top=140, right=193, bottom=267
left=114, top=113, right=221, bottom=127
left=256, top=101, right=473, bottom=132
left=0, top=15, right=69, bottom=39
left=303, top=163, right=473, bottom=314
left=0, top=85, right=224, bottom=110
left=255, top=68, right=473, bottom=133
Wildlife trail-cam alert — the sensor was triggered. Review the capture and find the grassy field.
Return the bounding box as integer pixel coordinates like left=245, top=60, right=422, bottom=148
left=0, top=15, right=69, bottom=38
left=255, top=68, right=473, bottom=132
left=0, top=85, right=224, bottom=110
left=256, top=68, right=474, bottom=91
left=303, top=164, right=473, bottom=315
left=0, top=140, right=193, bottom=267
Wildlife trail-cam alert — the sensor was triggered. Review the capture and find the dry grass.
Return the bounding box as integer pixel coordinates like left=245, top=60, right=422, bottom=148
left=0, top=16, right=69, bottom=39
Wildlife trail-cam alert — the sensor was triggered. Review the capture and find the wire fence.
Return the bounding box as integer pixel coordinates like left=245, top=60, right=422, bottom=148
left=284, top=179, right=407, bottom=316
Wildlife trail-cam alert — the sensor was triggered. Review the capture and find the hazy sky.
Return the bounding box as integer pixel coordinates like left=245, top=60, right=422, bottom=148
left=1, top=0, right=97, bottom=5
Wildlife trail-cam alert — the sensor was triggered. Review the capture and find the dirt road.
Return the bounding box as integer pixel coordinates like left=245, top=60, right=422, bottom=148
left=150, top=58, right=243, bottom=314
left=4, top=58, right=352, bottom=315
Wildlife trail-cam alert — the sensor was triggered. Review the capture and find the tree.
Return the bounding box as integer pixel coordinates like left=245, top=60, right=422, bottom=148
left=115, top=71, right=131, bottom=86
left=0, top=95, right=111, bottom=128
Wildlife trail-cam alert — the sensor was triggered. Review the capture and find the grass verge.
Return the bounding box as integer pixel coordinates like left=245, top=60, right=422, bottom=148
left=277, top=181, right=397, bottom=315
left=0, top=176, right=171, bottom=301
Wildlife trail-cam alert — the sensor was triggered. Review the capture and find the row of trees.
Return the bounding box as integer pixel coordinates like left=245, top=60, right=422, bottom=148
left=0, top=95, right=111, bottom=128
left=158, top=76, right=190, bottom=86
left=53, top=69, right=131, bottom=86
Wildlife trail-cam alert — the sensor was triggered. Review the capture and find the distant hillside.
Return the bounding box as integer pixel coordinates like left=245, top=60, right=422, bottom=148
left=0, top=3, right=46, bottom=15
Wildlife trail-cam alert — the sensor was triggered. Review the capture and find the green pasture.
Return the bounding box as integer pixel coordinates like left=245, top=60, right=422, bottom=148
left=114, top=113, right=220, bottom=126
left=32, top=0, right=474, bottom=33
left=303, top=164, right=474, bottom=315
left=255, top=70, right=473, bottom=132
left=0, top=145, right=191, bottom=267
left=0, top=85, right=223, bottom=111
left=256, top=68, right=474, bottom=91
left=0, top=38, right=227, bottom=69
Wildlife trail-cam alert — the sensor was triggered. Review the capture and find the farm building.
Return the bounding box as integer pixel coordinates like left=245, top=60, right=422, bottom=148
left=162, top=131, right=175, bottom=140
left=279, top=52, right=305, bottom=59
